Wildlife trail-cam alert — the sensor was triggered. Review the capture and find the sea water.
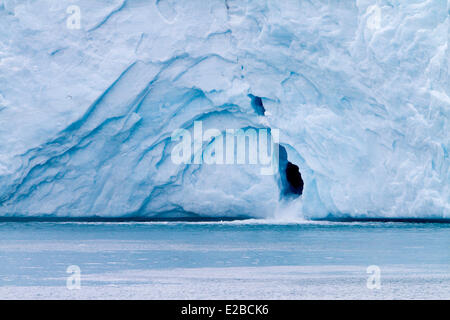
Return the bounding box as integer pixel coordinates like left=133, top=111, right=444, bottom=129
left=0, top=221, right=448, bottom=299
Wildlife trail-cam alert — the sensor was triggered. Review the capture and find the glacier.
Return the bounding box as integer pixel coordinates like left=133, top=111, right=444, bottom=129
left=0, top=0, right=448, bottom=219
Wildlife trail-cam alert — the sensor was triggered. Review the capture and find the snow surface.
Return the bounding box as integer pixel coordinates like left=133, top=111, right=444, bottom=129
left=0, top=0, right=449, bottom=218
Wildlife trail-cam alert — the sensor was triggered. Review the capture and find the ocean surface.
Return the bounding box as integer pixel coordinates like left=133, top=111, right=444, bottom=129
left=0, top=220, right=449, bottom=299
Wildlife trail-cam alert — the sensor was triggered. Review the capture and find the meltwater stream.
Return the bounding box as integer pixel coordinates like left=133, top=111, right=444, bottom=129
left=0, top=221, right=449, bottom=299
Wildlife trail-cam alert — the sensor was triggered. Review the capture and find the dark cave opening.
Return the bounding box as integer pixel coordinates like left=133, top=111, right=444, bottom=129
left=285, top=162, right=303, bottom=195
left=248, top=94, right=266, bottom=115
left=279, top=145, right=303, bottom=197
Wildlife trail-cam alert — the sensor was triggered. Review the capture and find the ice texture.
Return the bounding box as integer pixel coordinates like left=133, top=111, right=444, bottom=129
left=0, top=0, right=448, bottom=219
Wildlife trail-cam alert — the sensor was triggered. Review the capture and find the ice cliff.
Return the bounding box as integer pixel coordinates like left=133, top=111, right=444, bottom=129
left=0, top=0, right=448, bottom=219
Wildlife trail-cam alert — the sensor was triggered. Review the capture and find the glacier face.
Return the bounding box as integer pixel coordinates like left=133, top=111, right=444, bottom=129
left=0, top=0, right=448, bottom=219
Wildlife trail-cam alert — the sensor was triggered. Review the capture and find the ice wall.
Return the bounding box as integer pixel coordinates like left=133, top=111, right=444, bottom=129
left=0, top=0, right=448, bottom=219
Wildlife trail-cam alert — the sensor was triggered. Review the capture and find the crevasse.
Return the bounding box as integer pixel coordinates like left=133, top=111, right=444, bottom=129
left=0, top=0, right=448, bottom=219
